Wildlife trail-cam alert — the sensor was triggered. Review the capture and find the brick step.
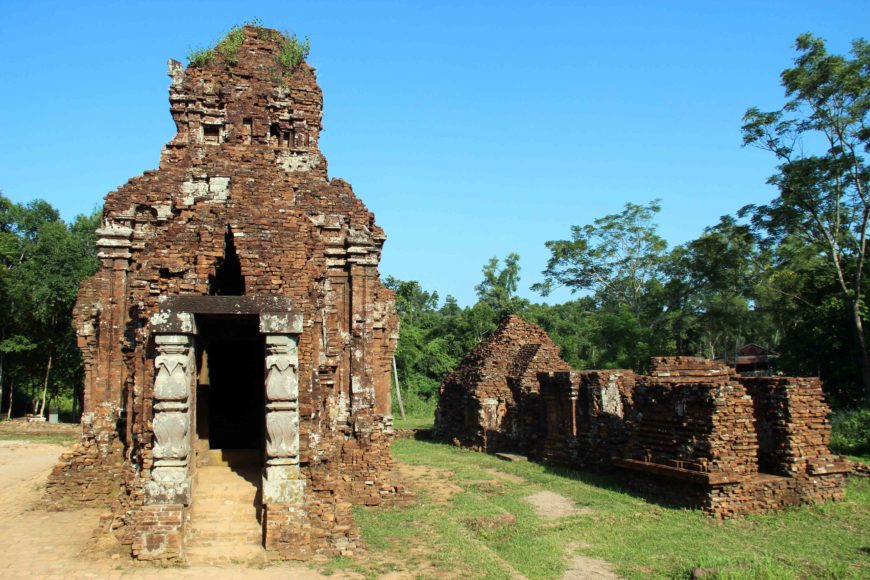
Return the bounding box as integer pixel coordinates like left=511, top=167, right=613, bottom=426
left=185, top=543, right=266, bottom=565
left=192, top=494, right=259, bottom=503
left=186, top=461, right=264, bottom=562
left=197, top=449, right=263, bottom=468
left=187, top=531, right=262, bottom=543
left=188, top=514, right=261, bottom=525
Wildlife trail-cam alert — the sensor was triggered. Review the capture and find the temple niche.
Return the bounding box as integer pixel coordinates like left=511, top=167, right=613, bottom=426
left=45, top=25, right=407, bottom=562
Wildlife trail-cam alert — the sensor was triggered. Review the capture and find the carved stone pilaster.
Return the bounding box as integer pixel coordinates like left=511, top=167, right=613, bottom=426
left=262, top=333, right=304, bottom=504
left=145, top=333, right=195, bottom=505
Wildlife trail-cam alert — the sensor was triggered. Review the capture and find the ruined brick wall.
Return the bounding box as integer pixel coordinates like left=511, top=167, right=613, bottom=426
left=50, top=26, right=401, bottom=560
left=740, top=376, right=841, bottom=476
left=433, top=315, right=572, bottom=451
left=614, top=358, right=848, bottom=517
left=44, top=403, right=124, bottom=509
left=527, top=356, right=848, bottom=517
left=539, top=370, right=635, bottom=467
left=622, top=358, right=758, bottom=479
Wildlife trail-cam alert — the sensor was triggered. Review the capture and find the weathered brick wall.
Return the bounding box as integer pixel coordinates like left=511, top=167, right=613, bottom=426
left=131, top=504, right=185, bottom=561
left=741, top=376, right=841, bottom=476
left=53, top=26, right=403, bottom=560
left=442, top=351, right=849, bottom=518
left=433, top=315, right=572, bottom=451
left=623, top=359, right=759, bottom=479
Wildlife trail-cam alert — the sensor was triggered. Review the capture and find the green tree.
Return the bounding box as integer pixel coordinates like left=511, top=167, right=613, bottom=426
left=475, top=253, right=528, bottom=317
left=0, top=193, right=99, bottom=418
left=533, top=200, right=667, bottom=319
left=663, top=216, right=765, bottom=359
left=741, top=34, right=870, bottom=402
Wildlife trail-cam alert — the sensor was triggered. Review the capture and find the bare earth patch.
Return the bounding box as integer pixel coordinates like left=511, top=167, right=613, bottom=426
left=561, top=542, right=617, bottom=579
left=482, top=467, right=526, bottom=484
left=524, top=490, right=593, bottom=519
left=563, top=555, right=618, bottom=579
left=396, top=463, right=463, bottom=503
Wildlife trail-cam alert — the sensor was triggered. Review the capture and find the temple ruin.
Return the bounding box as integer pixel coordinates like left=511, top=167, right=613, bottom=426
left=435, top=318, right=850, bottom=517
left=45, top=26, right=408, bottom=561
left=433, top=315, right=572, bottom=453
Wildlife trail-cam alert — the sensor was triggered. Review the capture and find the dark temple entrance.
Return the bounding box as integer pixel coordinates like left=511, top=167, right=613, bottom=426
left=196, top=315, right=264, bottom=451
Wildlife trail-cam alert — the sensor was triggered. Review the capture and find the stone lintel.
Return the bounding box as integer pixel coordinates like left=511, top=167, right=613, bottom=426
left=260, top=313, right=303, bottom=334
left=151, top=311, right=197, bottom=335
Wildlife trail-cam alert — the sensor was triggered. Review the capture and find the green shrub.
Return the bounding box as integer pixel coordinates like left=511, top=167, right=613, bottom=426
left=277, top=33, right=310, bottom=71
left=216, top=25, right=246, bottom=65
left=830, top=408, right=870, bottom=460
left=187, top=46, right=214, bottom=67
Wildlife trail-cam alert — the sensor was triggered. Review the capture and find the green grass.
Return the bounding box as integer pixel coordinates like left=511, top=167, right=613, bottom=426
left=393, top=415, right=434, bottom=430
left=0, top=430, right=76, bottom=444
left=330, top=439, right=869, bottom=579
left=185, top=21, right=309, bottom=74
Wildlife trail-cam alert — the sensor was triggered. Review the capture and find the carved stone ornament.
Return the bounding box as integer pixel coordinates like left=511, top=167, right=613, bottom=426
left=266, top=354, right=298, bottom=401
left=266, top=410, right=299, bottom=458
left=153, top=411, right=190, bottom=460
left=154, top=353, right=189, bottom=400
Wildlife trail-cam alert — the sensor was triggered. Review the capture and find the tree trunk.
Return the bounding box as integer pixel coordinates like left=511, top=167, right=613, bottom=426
left=6, top=379, right=13, bottom=419
left=0, top=353, right=4, bottom=419
left=38, top=352, right=52, bottom=417
left=850, top=300, right=870, bottom=405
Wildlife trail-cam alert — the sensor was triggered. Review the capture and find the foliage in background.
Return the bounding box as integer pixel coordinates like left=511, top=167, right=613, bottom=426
left=830, top=408, right=870, bottom=459
left=741, top=33, right=870, bottom=403
left=0, top=192, right=99, bottom=419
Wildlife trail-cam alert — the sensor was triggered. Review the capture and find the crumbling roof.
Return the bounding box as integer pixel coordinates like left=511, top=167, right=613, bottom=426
left=441, top=315, right=571, bottom=395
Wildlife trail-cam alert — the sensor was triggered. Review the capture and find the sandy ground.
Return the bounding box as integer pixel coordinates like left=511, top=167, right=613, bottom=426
left=0, top=440, right=341, bottom=579
left=0, top=439, right=617, bottom=579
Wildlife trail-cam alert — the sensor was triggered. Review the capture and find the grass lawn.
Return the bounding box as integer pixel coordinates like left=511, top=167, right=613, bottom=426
left=325, top=437, right=869, bottom=579
left=0, top=421, right=78, bottom=444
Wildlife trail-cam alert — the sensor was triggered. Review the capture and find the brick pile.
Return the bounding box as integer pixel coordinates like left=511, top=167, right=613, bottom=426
left=433, top=315, right=572, bottom=452
left=45, top=25, right=404, bottom=560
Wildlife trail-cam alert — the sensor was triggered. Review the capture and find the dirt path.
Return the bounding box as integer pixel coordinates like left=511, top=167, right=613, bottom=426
left=524, top=490, right=592, bottom=519
left=0, top=440, right=344, bottom=579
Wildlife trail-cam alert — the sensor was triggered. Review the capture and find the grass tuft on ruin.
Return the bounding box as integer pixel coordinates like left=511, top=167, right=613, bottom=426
left=186, top=19, right=310, bottom=73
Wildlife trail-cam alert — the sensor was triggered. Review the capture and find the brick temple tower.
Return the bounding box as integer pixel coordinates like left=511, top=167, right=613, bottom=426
left=47, top=25, right=404, bottom=561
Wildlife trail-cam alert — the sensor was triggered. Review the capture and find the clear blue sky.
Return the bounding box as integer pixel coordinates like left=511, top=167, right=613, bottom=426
left=1, top=1, right=867, bottom=306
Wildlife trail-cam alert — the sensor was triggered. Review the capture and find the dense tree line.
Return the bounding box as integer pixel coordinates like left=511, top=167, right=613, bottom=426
left=0, top=193, right=99, bottom=419
left=391, top=34, right=869, bottom=412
